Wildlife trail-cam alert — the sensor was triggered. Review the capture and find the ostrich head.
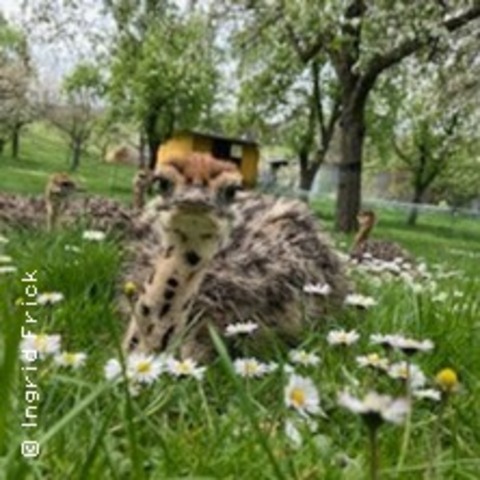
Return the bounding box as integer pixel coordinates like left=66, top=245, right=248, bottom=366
left=46, top=173, right=78, bottom=199
left=357, top=210, right=377, bottom=229
left=146, top=153, right=243, bottom=248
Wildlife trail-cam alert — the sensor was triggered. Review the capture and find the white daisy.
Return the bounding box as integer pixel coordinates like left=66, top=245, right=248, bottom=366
left=432, top=292, right=448, bottom=303
left=344, top=294, right=377, bottom=309
left=355, top=353, right=389, bottom=371
left=413, top=389, right=441, bottom=402
left=64, top=244, right=81, bottom=253
left=53, top=352, right=87, bottom=369
left=303, top=282, right=332, bottom=296
left=104, top=358, right=123, bottom=380
left=327, top=329, right=360, bottom=346
left=82, top=230, right=106, bottom=242
left=233, top=358, right=277, bottom=378
left=338, top=390, right=410, bottom=425
left=284, top=374, right=322, bottom=417
left=225, top=321, right=258, bottom=337
left=289, top=349, right=321, bottom=367
left=370, top=333, right=400, bottom=348
left=37, top=292, right=64, bottom=306
left=0, top=266, right=17, bottom=274
left=166, top=357, right=206, bottom=380
left=388, top=336, right=434, bottom=355
left=387, top=362, right=426, bottom=390
left=284, top=419, right=303, bottom=448
left=127, top=353, right=163, bottom=384
left=20, top=334, right=61, bottom=360
left=0, top=255, right=13, bottom=263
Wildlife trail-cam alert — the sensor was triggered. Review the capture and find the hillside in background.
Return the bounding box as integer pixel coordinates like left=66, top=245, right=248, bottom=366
left=0, top=122, right=136, bottom=202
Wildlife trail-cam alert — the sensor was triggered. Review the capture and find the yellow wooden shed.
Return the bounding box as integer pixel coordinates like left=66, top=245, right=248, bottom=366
left=156, top=130, right=260, bottom=188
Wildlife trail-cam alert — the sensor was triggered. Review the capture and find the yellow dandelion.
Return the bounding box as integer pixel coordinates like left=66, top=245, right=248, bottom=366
left=123, top=281, right=137, bottom=299
left=435, top=368, right=459, bottom=393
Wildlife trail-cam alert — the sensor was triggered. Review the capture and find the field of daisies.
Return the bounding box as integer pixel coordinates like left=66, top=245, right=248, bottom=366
left=1, top=212, right=479, bottom=480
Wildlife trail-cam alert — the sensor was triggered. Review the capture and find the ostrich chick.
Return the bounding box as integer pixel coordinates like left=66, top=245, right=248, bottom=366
left=132, top=169, right=153, bottom=210
left=122, top=153, right=349, bottom=361
left=351, top=210, right=413, bottom=263
left=45, top=173, right=79, bottom=231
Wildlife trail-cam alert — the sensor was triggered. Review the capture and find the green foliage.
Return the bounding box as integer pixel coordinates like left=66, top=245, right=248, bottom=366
left=107, top=2, right=219, bottom=151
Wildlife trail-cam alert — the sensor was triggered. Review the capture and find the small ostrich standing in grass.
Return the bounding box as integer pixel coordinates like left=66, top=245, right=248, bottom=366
left=45, top=173, right=80, bottom=231
left=351, top=210, right=413, bottom=263
left=122, top=153, right=349, bottom=361
left=0, top=172, right=140, bottom=235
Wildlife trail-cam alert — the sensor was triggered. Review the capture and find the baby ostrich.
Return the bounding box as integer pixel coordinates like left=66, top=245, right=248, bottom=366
left=122, top=153, right=349, bottom=361
left=351, top=210, right=413, bottom=263
left=45, top=173, right=79, bottom=231
left=132, top=169, right=152, bottom=210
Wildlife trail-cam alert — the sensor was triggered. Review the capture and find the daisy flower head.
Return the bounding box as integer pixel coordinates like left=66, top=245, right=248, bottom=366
left=82, top=230, right=106, bottom=242
left=166, top=357, right=206, bottom=380
left=37, top=292, right=64, bottom=306
left=388, top=336, right=434, bottom=355
left=327, top=329, right=360, bottom=346
left=285, top=374, right=322, bottom=417
left=303, top=282, right=332, bottom=296
left=344, top=293, right=377, bottom=309
left=104, top=358, right=123, bottom=380
left=234, top=358, right=277, bottom=378
left=225, top=321, right=258, bottom=337
left=54, top=352, right=87, bottom=369
left=289, top=349, right=321, bottom=367
left=20, top=333, right=61, bottom=361
left=413, top=389, right=441, bottom=402
left=127, top=353, right=163, bottom=384
left=64, top=244, right=81, bottom=253
left=0, top=255, right=13, bottom=263
left=388, top=362, right=426, bottom=390
left=356, top=353, right=389, bottom=371
left=0, top=266, right=17, bottom=274
left=338, top=390, right=410, bottom=428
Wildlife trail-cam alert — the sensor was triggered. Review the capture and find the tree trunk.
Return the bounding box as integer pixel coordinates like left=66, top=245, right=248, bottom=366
left=335, top=106, right=365, bottom=232
left=407, top=188, right=424, bottom=226
left=70, top=141, right=82, bottom=171
left=11, top=125, right=20, bottom=160
left=147, top=137, right=161, bottom=170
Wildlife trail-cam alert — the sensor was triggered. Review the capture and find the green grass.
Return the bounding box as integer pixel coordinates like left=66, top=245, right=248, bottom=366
left=1, top=215, right=479, bottom=479
left=1, top=124, right=480, bottom=479
left=0, top=123, right=136, bottom=201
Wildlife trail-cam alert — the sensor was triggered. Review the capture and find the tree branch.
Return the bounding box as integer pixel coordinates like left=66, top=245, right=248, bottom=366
left=357, top=6, right=480, bottom=103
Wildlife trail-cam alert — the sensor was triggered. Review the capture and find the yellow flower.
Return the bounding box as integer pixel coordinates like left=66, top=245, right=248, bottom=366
left=123, top=281, right=137, bottom=299
left=435, top=368, right=459, bottom=393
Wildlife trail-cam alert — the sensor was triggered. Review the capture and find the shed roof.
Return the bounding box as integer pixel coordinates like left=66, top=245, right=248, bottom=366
left=173, top=130, right=259, bottom=147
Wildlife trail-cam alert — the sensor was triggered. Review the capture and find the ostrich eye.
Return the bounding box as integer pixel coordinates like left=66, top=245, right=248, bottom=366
left=218, top=183, right=240, bottom=204
left=153, top=175, right=174, bottom=196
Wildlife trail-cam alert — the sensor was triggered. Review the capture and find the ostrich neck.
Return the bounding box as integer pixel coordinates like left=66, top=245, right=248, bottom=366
left=133, top=184, right=145, bottom=209
left=353, top=224, right=373, bottom=249
left=134, top=231, right=220, bottom=348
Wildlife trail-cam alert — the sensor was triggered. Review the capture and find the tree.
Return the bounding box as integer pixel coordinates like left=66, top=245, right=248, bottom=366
left=368, top=40, right=480, bottom=225
left=46, top=63, right=103, bottom=170
left=106, top=1, right=219, bottom=169
left=222, top=1, right=480, bottom=231
left=234, top=30, right=340, bottom=192
left=0, top=14, right=34, bottom=159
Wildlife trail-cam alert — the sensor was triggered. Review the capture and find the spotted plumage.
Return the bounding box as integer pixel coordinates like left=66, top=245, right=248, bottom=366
left=122, top=153, right=349, bottom=360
